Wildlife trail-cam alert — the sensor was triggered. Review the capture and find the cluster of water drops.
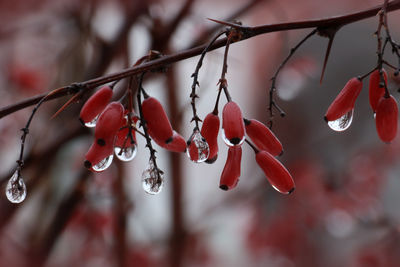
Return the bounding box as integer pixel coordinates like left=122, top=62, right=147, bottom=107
left=324, top=69, right=398, bottom=143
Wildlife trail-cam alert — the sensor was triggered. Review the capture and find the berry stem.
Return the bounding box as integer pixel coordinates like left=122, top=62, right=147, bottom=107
left=190, top=30, right=227, bottom=128
left=245, top=138, right=259, bottom=153
left=136, top=73, right=163, bottom=184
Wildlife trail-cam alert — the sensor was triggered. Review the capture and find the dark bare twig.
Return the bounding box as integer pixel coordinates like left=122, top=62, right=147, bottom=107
left=190, top=30, right=228, bottom=128
left=268, top=29, right=317, bottom=128
left=136, top=73, right=164, bottom=187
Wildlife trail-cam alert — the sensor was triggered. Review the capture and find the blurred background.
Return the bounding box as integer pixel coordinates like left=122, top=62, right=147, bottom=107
left=0, top=0, right=400, bottom=266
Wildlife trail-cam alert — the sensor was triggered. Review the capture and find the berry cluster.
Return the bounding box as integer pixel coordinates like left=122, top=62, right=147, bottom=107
left=324, top=69, right=398, bottom=143
left=74, top=28, right=296, bottom=196
left=78, top=83, right=294, bottom=195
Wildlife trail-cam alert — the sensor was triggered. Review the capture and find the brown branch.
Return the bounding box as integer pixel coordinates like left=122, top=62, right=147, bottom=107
left=114, top=160, right=128, bottom=267
left=1, top=0, right=400, bottom=118
left=165, top=62, right=186, bottom=267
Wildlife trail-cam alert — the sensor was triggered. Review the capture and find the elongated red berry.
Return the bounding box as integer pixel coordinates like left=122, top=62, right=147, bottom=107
left=95, top=102, right=124, bottom=146
left=369, top=69, right=388, bottom=112
left=162, top=131, right=186, bottom=153
left=142, top=97, right=173, bottom=144
left=79, top=86, right=113, bottom=125
left=244, top=119, right=283, bottom=156
left=84, top=141, right=114, bottom=170
left=375, top=95, right=398, bottom=143
left=220, top=146, right=242, bottom=190
left=325, top=77, right=362, bottom=121
left=255, top=151, right=295, bottom=194
left=222, top=101, right=245, bottom=146
left=201, top=112, right=220, bottom=163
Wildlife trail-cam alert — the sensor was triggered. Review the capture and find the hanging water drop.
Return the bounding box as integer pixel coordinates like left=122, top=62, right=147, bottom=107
left=84, top=115, right=99, bottom=128
left=6, top=170, right=27, bottom=203
left=186, top=130, right=209, bottom=163
left=327, top=109, right=353, bottom=132
left=141, top=161, right=164, bottom=195
left=92, top=155, right=114, bottom=172
left=221, top=129, right=245, bottom=147
left=114, top=145, right=137, bottom=162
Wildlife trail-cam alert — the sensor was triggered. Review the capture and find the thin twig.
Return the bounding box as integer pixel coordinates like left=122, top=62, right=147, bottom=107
left=190, top=30, right=227, bottom=128
left=268, top=29, right=317, bottom=128
left=136, top=73, right=164, bottom=187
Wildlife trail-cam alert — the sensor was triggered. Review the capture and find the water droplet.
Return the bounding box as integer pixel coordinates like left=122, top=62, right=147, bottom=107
left=6, top=171, right=27, bottom=203
left=114, top=145, right=137, bottom=162
left=84, top=115, right=99, bottom=128
left=221, top=129, right=245, bottom=146
left=373, top=112, right=376, bottom=119
left=186, top=130, right=209, bottom=163
left=92, top=155, right=114, bottom=172
left=141, top=161, right=164, bottom=195
left=327, top=110, right=353, bottom=132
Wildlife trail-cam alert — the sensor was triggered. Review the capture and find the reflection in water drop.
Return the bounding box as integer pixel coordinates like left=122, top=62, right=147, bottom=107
left=114, top=145, right=137, bottom=162
left=84, top=115, right=99, bottom=128
left=92, top=155, right=114, bottom=172
left=186, top=130, right=209, bottom=163
left=221, top=129, right=245, bottom=147
left=327, top=110, right=353, bottom=132
left=6, top=171, right=27, bottom=203
left=142, top=161, right=164, bottom=195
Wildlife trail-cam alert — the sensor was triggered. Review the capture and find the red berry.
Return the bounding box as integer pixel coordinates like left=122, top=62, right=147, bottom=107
left=375, top=95, right=398, bottom=143
left=255, top=151, right=295, bottom=194
left=201, top=112, right=220, bottom=163
left=244, top=119, right=283, bottom=156
left=84, top=141, right=114, bottom=170
left=369, top=69, right=388, bottom=112
left=162, top=131, right=186, bottom=153
left=325, top=77, right=362, bottom=121
left=95, top=102, right=125, bottom=146
left=79, top=86, right=113, bottom=124
left=142, top=97, right=173, bottom=144
left=219, top=146, right=242, bottom=190
left=222, top=101, right=245, bottom=146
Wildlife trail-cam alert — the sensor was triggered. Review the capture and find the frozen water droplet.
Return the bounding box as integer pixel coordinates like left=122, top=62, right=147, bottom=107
left=84, top=115, right=99, bottom=128
left=92, top=155, right=113, bottom=172
left=6, top=171, right=27, bottom=203
left=221, top=129, right=245, bottom=146
left=114, top=145, right=137, bottom=162
left=327, top=110, right=353, bottom=132
left=186, top=130, right=209, bottom=163
left=141, top=161, right=164, bottom=195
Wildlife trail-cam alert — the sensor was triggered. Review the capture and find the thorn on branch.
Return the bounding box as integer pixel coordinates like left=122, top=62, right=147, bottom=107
left=317, top=25, right=342, bottom=83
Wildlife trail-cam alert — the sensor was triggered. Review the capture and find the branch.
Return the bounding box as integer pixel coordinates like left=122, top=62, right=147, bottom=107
left=1, top=0, right=400, bottom=118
